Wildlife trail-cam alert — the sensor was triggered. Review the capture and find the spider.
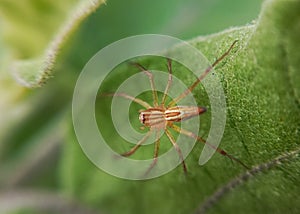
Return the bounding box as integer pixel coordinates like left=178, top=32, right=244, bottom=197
left=102, top=40, right=248, bottom=174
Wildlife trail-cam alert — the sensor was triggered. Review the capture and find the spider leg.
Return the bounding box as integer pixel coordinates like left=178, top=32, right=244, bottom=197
left=165, top=129, right=187, bottom=173
left=161, top=58, right=173, bottom=106
left=168, top=40, right=238, bottom=107
left=121, top=131, right=152, bottom=157
left=100, top=92, right=152, bottom=109
left=144, top=130, right=161, bottom=175
left=131, top=62, right=159, bottom=107
left=170, top=124, right=249, bottom=169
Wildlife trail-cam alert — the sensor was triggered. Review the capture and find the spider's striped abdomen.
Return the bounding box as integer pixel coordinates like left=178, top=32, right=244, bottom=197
left=165, top=106, right=206, bottom=122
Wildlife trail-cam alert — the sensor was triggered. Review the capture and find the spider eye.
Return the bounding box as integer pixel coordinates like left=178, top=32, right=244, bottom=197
left=139, top=112, right=145, bottom=124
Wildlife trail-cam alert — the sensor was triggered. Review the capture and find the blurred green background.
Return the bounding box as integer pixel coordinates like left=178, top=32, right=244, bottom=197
left=0, top=0, right=266, bottom=213
left=68, top=0, right=262, bottom=68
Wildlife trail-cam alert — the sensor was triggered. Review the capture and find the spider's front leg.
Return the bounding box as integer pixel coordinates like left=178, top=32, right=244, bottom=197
left=121, top=131, right=152, bottom=157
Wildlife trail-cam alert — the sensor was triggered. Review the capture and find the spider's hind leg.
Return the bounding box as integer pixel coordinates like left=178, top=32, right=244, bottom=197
left=170, top=124, right=249, bottom=169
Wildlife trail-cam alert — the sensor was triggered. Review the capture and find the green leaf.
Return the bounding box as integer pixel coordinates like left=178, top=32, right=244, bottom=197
left=0, top=0, right=299, bottom=213
left=0, top=0, right=105, bottom=87
left=60, top=0, right=300, bottom=213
